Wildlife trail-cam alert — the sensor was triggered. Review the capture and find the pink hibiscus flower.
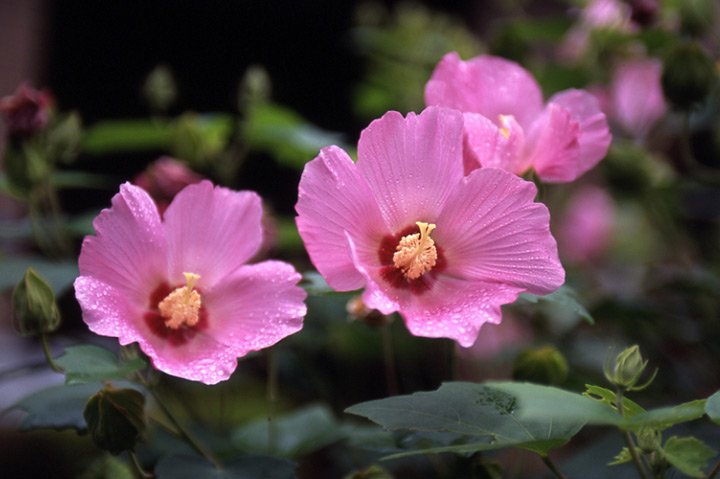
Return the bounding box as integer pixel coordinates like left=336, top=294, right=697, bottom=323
left=425, top=52, right=611, bottom=182
left=558, top=185, right=616, bottom=263
left=295, top=107, right=564, bottom=347
left=608, top=58, right=667, bottom=138
left=74, top=180, right=306, bottom=384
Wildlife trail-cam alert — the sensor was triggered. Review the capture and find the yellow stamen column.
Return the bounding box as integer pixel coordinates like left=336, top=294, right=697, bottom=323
left=158, top=272, right=202, bottom=329
left=393, top=222, right=438, bottom=279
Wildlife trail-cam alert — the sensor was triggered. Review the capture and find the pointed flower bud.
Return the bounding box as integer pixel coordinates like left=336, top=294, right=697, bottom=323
left=604, top=345, right=658, bottom=391
left=12, top=268, right=61, bottom=336
left=661, top=42, right=717, bottom=111
left=83, top=386, right=147, bottom=455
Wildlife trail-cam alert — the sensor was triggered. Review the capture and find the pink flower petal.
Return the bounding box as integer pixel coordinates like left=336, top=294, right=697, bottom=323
left=356, top=107, right=464, bottom=231
left=296, top=146, right=387, bottom=291
left=611, top=58, right=667, bottom=136
left=463, top=112, right=528, bottom=175
left=549, top=89, right=611, bottom=175
left=526, top=104, right=582, bottom=182
left=401, top=276, right=524, bottom=347
left=436, top=168, right=565, bottom=294
left=78, top=183, right=167, bottom=306
left=425, top=52, right=544, bottom=128
left=74, top=276, right=142, bottom=340
left=203, top=260, right=306, bottom=354
left=163, top=180, right=262, bottom=290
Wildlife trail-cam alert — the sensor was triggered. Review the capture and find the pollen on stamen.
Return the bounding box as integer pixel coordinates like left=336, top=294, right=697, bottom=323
left=158, top=272, right=202, bottom=329
left=499, top=114, right=515, bottom=140
left=393, top=221, right=438, bottom=279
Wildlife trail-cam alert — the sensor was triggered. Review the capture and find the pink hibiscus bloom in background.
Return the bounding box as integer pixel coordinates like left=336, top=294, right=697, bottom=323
left=607, top=58, right=667, bottom=138
left=133, top=156, right=204, bottom=215
left=425, top=52, right=611, bottom=182
left=558, top=185, right=616, bottom=263
left=74, top=180, right=306, bottom=384
left=0, top=83, right=54, bottom=139
left=296, top=107, right=564, bottom=347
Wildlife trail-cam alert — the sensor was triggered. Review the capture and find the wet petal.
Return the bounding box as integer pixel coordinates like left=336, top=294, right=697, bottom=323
left=526, top=103, right=582, bottom=182
left=463, top=112, right=528, bottom=175
left=357, top=107, right=464, bottom=231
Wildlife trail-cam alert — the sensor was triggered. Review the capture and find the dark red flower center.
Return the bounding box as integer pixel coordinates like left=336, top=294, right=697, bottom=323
left=377, top=223, right=446, bottom=295
left=144, top=281, right=208, bottom=346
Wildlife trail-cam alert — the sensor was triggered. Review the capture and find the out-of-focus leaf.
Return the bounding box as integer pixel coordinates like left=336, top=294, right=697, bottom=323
left=154, top=454, right=296, bottom=479
left=517, top=285, right=594, bottom=324
left=663, top=436, right=717, bottom=478
left=83, top=119, right=175, bottom=154
left=0, top=256, right=78, bottom=294
left=232, top=404, right=344, bottom=459
left=346, top=382, right=585, bottom=459
left=51, top=171, right=116, bottom=190
left=276, top=217, right=304, bottom=252
left=245, top=103, right=351, bottom=170
left=623, top=400, right=706, bottom=431
left=12, top=382, right=104, bottom=431
left=300, top=272, right=335, bottom=296
left=705, top=390, right=720, bottom=424
left=55, top=345, right=146, bottom=385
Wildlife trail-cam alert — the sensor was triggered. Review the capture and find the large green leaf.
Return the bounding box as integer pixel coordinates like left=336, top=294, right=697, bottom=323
left=154, top=454, right=296, bottom=479
left=232, top=404, right=345, bottom=459
left=12, top=382, right=104, bottom=431
left=345, top=382, right=585, bottom=458
left=705, top=389, right=720, bottom=424
left=663, top=436, right=717, bottom=478
left=54, top=345, right=146, bottom=385
left=495, top=383, right=708, bottom=432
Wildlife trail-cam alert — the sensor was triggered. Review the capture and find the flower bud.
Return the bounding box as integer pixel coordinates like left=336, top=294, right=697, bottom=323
left=12, top=268, right=61, bottom=336
left=84, top=386, right=146, bottom=455
left=0, top=83, right=53, bottom=140
left=346, top=295, right=388, bottom=327
left=133, top=156, right=203, bottom=215
left=604, top=345, right=657, bottom=391
left=238, top=65, right=272, bottom=114
left=662, top=42, right=717, bottom=111
left=512, top=345, right=569, bottom=385
left=678, top=0, right=716, bottom=37
left=142, top=65, right=177, bottom=113
left=637, top=426, right=662, bottom=453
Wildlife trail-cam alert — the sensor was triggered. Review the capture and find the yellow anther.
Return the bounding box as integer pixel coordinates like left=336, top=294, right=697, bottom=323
left=159, top=272, right=202, bottom=329
left=393, top=222, right=438, bottom=279
left=499, top=114, right=515, bottom=140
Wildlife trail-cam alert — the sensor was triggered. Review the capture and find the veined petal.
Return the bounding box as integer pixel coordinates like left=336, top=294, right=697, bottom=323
left=357, top=107, right=464, bottom=231
left=202, top=261, right=306, bottom=356
left=74, top=276, right=143, bottom=340
left=425, top=52, right=544, bottom=128
left=401, top=276, right=524, bottom=347
left=163, top=180, right=262, bottom=290
left=78, top=183, right=167, bottom=306
left=463, top=112, right=528, bottom=175
left=549, top=89, right=611, bottom=175
left=436, top=168, right=565, bottom=294
left=296, top=146, right=387, bottom=291
left=526, top=103, right=582, bottom=182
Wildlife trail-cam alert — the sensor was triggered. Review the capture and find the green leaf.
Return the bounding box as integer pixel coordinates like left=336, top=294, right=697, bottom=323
left=83, top=119, right=175, bottom=154
left=233, top=404, right=345, bottom=459
left=517, top=285, right=594, bottom=324
left=705, top=389, right=720, bottom=424
left=12, top=382, right=106, bottom=431
left=245, top=103, right=352, bottom=170
left=0, top=256, right=78, bottom=294
left=608, top=447, right=632, bottom=465
left=663, top=436, right=717, bottom=478
left=154, top=454, right=296, bottom=479
left=345, top=382, right=585, bottom=459
left=54, top=345, right=146, bottom=385
left=583, top=385, right=646, bottom=418
left=623, top=400, right=706, bottom=431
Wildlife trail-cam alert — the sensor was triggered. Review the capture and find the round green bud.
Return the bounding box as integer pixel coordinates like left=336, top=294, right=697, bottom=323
left=662, top=42, right=717, bottom=111
left=12, top=268, right=61, bottom=336
left=512, top=345, right=569, bottom=386
left=84, top=386, right=146, bottom=455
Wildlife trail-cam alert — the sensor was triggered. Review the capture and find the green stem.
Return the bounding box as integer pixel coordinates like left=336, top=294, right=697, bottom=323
left=541, top=454, right=567, bottom=479
left=40, top=334, right=63, bottom=373
left=381, top=322, right=399, bottom=396
left=135, top=373, right=221, bottom=469
left=617, top=389, right=648, bottom=479
left=127, top=450, right=154, bottom=479
left=267, top=347, right=278, bottom=456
